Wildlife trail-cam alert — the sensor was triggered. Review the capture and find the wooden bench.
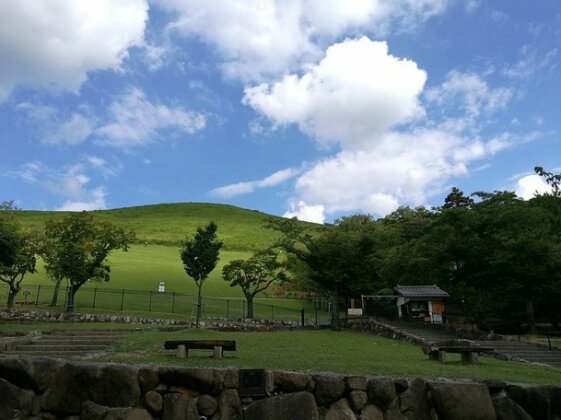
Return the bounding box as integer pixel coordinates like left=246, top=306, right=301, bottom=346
left=422, top=343, right=493, bottom=364
left=164, top=340, right=236, bottom=359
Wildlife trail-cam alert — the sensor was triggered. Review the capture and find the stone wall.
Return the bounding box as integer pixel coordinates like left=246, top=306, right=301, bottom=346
left=0, top=310, right=299, bottom=331
left=0, top=356, right=559, bottom=419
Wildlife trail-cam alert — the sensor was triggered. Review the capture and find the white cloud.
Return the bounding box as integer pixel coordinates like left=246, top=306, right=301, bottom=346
left=154, top=0, right=447, bottom=81
left=283, top=201, right=325, bottom=224
left=211, top=168, right=300, bottom=198
left=515, top=174, right=552, bottom=200
left=0, top=0, right=148, bottom=102
left=425, top=70, right=513, bottom=120
left=243, top=37, right=427, bottom=149
left=504, top=46, right=557, bottom=79
left=10, top=161, right=108, bottom=211
left=45, top=113, right=94, bottom=145
left=57, top=187, right=107, bottom=212
left=96, top=88, right=206, bottom=147
left=86, top=156, right=119, bottom=178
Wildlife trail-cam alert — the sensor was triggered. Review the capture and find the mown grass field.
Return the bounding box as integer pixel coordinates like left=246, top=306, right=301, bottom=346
left=96, top=329, right=561, bottom=384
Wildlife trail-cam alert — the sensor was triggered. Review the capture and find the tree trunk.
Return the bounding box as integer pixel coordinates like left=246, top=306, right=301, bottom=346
left=195, top=280, right=202, bottom=328
left=50, top=277, right=63, bottom=306
left=7, top=287, right=17, bottom=309
left=65, top=285, right=77, bottom=313
left=526, top=298, right=537, bottom=334
left=330, top=293, right=341, bottom=331
left=246, top=295, right=254, bottom=319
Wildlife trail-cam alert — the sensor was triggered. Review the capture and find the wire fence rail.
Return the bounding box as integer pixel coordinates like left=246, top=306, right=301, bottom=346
left=0, top=284, right=331, bottom=326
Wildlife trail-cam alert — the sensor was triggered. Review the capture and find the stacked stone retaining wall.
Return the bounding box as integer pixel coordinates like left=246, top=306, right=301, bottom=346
left=0, top=356, right=559, bottom=419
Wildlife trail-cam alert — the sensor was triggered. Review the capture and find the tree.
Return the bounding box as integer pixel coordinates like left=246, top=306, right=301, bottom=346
left=42, top=212, right=132, bottom=313
left=223, top=249, right=286, bottom=319
left=180, top=222, right=223, bottom=327
left=0, top=210, right=37, bottom=309
left=270, top=214, right=382, bottom=330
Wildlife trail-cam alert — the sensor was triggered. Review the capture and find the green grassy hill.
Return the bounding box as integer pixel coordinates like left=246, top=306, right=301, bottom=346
left=5, top=203, right=324, bottom=302
left=17, top=202, right=323, bottom=251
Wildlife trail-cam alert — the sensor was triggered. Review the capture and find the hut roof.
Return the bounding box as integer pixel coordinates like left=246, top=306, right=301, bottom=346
left=393, top=285, right=450, bottom=298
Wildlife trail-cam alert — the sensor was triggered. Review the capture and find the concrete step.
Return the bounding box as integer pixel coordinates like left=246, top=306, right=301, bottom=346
left=38, top=338, right=117, bottom=345
left=1, top=350, right=104, bottom=357
left=14, top=344, right=109, bottom=351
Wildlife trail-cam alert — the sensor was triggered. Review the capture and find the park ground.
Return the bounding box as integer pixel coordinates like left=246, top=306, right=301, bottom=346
left=1, top=322, right=560, bottom=385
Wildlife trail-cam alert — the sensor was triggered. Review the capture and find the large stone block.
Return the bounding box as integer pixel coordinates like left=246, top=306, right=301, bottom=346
left=159, top=367, right=224, bottom=395
left=429, top=381, right=496, bottom=420
left=0, top=356, right=66, bottom=393
left=218, top=389, right=241, bottom=420
left=506, top=384, right=551, bottom=420
left=359, top=404, right=383, bottom=420
left=162, top=393, right=198, bottom=420
left=244, top=391, right=319, bottom=420
left=82, top=401, right=153, bottom=420
left=0, top=377, right=37, bottom=420
left=398, top=378, right=430, bottom=420
left=274, top=370, right=313, bottom=393
left=314, top=374, right=346, bottom=406
left=367, top=377, right=396, bottom=410
left=41, top=363, right=141, bottom=414
left=491, top=391, right=532, bottom=420
left=326, top=398, right=357, bottom=420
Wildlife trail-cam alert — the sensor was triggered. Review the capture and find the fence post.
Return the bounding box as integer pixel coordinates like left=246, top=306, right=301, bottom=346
left=35, top=285, right=41, bottom=306
left=92, top=287, right=97, bottom=308
left=226, top=300, right=230, bottom=320
left=315, top=308, right=318, bottom=328
left=171, top=292, right=176, bottom=313
left=301, top=308, right=305, bottom=327
left=120, top=289, right=125, bottom=310
left=149, top=291, right=152, bottom=312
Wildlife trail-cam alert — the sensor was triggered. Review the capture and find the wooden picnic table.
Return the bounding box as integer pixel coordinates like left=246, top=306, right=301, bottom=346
left=164, top=339, right=236, bottom=359
left=423, top=343, right=494, bottom=364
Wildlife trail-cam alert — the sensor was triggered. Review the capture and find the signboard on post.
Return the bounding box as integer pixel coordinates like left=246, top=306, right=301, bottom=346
left=347, top=308, right=363, bottom=316
left=158, top=282, right=166, bottom=293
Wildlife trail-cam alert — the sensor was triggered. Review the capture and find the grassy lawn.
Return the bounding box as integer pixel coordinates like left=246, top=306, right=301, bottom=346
left=94, top=329, right=561, bottom=385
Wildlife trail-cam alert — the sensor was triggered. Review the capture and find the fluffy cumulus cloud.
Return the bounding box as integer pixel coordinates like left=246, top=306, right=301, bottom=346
left=244, top=37, right=427, bottom=149
left=154, top=0, right=447, bottom=81
left=283, top=201, right=325, bottom=224
left=240, top=35, right=522, bottom=219
left=211, top=168, right=300, bottom=198
left=95, top=88, right=207, bottom=147
left=0, top=0, right=148, bottom=102
left=515, top=174, right=552, bottom=200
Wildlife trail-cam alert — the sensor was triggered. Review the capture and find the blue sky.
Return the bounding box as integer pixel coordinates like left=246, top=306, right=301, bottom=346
left=1, top=0, right=560, bottom=223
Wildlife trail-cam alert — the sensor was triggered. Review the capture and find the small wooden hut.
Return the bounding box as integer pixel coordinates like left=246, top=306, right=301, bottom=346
left=393, top=285, right=449, bottom=324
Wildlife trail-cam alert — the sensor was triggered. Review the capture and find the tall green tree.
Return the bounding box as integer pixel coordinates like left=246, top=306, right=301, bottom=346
left=0, top=208, right=37, bottom=309
left=180, top=222, right=223, bottom=327
left=43, top=212, right=132, bottom=313
left=222, top=249, right=286, bottom=319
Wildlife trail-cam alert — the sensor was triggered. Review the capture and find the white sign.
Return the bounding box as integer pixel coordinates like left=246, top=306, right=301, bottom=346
left=158, top=282, right=166, bottom=293
left=347, top=308, right=363, bottom=316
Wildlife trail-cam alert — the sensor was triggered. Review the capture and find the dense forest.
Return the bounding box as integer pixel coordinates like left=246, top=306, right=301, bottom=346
left=273, top=167, right=561, bottom=333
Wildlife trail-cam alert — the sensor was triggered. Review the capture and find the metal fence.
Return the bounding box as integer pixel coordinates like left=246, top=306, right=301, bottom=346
left=1, top=284, right=331, bottom=326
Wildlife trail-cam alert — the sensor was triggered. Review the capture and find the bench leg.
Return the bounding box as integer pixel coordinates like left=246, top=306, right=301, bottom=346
left=461, top=352, right=479, bottom=364
left=438, top=351, right=447, bottom=363
left=177, top=344, right=187, bottom=359
left=213, top=346, right=223, bottom=359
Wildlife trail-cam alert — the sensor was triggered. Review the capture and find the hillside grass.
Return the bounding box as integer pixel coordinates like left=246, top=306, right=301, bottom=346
left=17, top=202, right=324, bottom=251
left=98, top=329, right=561, bottom=384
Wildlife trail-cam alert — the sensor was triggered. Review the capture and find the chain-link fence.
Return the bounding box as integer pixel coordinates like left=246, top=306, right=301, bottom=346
left=1, top=284, right=332, bottom=326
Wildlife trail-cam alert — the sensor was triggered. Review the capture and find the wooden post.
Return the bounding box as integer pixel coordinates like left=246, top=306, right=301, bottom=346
left=438, top=351, right=447, bottom=363
left=177, top=344, right=187, bottom=359
left=92, top=287, right=97, bottom=308
left=213, top=346, right=223, bottom=359
left=461, top=352, right=479, bottom=364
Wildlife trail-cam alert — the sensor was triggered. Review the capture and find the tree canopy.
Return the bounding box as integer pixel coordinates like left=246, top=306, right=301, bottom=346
left=42, top=212, right=132, bottom=312
left=180, top=221, right=223, bottom=326
left=222, top=249, right=286, bottom=319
